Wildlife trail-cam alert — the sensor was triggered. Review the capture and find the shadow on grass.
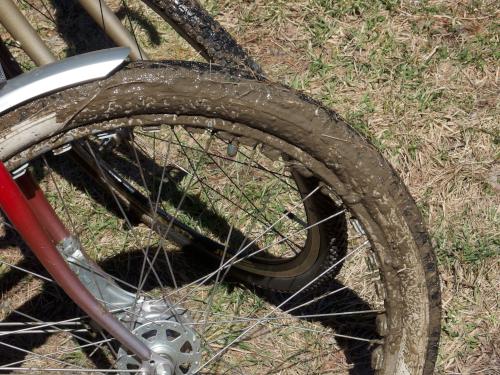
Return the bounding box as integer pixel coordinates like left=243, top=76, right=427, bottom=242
left=0, top=234, right=377, bottom=374
left=258, top=284, right=378, bottom=374
left=1, top=149, right=376, bottom=373
left=49, top=0, right=161, bottom=57
left=0, top=1, right=380, bottom=373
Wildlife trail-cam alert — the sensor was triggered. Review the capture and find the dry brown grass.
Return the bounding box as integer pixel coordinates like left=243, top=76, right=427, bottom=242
left=206, top=1, right=499, bottom=373
left=1, top=0, right=498, bottom=373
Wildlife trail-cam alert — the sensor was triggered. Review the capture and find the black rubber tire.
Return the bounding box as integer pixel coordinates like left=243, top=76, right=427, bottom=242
left=0, top=62, right=440, bottom=374
left=0, top=0, right=262, bottom=75
left=141, top=0, right=264, bottom=74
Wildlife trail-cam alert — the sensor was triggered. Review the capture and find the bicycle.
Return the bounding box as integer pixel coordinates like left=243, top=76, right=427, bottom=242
left=0, top=1, right=441, bottom=374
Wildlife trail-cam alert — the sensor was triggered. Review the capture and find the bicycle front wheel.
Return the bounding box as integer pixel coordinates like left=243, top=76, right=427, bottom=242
left=0, top=62, right=440, bottom=374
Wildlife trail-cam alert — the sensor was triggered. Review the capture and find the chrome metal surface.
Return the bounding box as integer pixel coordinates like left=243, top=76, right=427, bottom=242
left=59, top=236, right=184, bottom=322
left=57, top=236, right=137, bottom=310
left=117, top=321, right=201, bottom=375
left=0, top=47, right=130, bottom=114
left=56, top=235, right=200, bottom=374
left=56, top=237, right=187, bottom=324
left=10, top=162, right=29, bottom=179
left=0, top=64, right=6, bottom=88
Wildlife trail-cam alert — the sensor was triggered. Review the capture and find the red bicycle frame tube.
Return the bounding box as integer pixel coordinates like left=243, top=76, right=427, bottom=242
left=15, top=173, right=70, bottom=243
left=0, top=162, right=152, bottom=362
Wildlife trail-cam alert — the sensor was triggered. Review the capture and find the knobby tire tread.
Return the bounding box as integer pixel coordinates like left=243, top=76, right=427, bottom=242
left=0, top=61, right=440, bottom=374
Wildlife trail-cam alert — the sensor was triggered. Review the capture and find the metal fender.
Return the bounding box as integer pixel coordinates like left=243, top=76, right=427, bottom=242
left=0, top=47, right=130, bottom=114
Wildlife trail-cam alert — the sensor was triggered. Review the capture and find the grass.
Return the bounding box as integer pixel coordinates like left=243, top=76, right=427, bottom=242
left=210, top=0, right=498, bottom=372
left=0, top=0, right=498, bottom=373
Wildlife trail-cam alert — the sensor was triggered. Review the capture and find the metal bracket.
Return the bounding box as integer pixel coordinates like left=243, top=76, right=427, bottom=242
left=57, top=236, right=137, bottom=310
left=57, top=236, right=182, bottom=327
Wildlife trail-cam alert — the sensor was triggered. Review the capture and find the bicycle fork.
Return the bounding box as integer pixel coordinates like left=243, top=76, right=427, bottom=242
left=0, top=162, right=175, bottom=374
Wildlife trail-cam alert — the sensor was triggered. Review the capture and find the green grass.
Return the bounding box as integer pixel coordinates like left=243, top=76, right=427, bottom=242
left=436, top=228, right=498, bottom=266
left=1, top=0, right=498, bottom=373
left=213, top=0, right=499, bottom=372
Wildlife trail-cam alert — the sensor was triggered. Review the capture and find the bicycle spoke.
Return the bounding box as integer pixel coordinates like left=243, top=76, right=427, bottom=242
left=162, top=185, right=326, bottom=304
left=183, top=129, right=303, bottom=254
left=129, top=129, right=215, bottom=301
left=122, top=133, right=178, bottom=325
left=0, top=94, right=405, bottom=373
left=214, top=133, right=298, bottom=191
left=139, top=131, right=297, bottom=189
left=82, top=141, right=169, bottom=299
left=1, top=335, right=116, bottom=368
left=1, top=367, right=138, bottom=373
left=199, top=240, right=370, bottom=370
left=0, top=258, right=53, bottom=283
left=188, top=310, right=382, bottom=328
left=0, top=339, right=90, bottom=371
left=19, top=0, right=55, bottom=23
left=199, top=226, right=232, bottom=337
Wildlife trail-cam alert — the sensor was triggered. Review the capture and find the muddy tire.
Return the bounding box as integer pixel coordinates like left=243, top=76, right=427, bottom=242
left=0, top=62, right=440, bottom=374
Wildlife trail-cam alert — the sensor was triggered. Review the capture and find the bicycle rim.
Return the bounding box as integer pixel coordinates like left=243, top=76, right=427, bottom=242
left=0, top=63, right=440, bottom=374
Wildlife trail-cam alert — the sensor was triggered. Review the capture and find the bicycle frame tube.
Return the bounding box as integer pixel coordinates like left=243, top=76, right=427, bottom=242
left=77, top=0, right=148, bottom=60
left=0, top=162, right=153, bottom=362
left=0, top=0, right=55, bottom=66
left=0, top=0, right=146, bottom=64
left=15, top=173, right=71, bottom=244
left=0, top=4, right=155, bottom=362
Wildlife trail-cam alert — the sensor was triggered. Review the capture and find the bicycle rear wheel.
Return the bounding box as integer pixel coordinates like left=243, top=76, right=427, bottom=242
left=2, top=0, right=261, bottom=72
left=0, top=62, right=440, bottom=374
